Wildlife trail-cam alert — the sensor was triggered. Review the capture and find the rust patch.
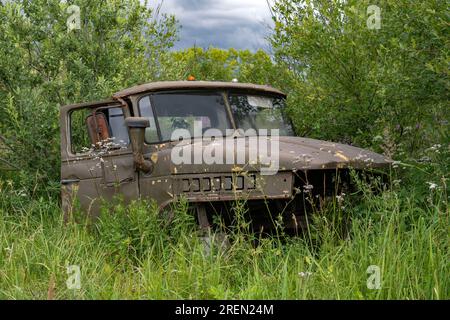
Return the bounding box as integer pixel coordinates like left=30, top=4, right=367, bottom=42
left=335, top=151, right=350, bottom=162
left=151, top=152, right=158, bottom=164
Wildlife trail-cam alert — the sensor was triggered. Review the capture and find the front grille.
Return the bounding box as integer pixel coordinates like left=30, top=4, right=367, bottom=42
left=179, top=174, right=257, bottom=194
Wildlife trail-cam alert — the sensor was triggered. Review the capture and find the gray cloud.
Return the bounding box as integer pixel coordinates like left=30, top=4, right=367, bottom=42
left=159, top=0, right=274, bottom=51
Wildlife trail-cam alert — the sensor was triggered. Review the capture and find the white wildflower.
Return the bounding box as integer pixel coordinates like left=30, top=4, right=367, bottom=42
left=417, top=156, right=431, bottom=163
left=428, top=144, right=441, bottom=152
left=373, top=135, right=383, bottom=142
left=427, top=182, right=438, bottom=190
left=336, top=193, right=346, bottom=203
left=303, top=184, right=314, bottom=192
left=298, top=271, right=313, bottom=278
left=392, top=161, right=401, bottom=168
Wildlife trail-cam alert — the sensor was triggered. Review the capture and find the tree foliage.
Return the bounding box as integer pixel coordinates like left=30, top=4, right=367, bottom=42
left=0, top=0, right=177, bottom=194
left=271, top=0, right=449, bottom=155
left=158, top=47, right=289, bottom=87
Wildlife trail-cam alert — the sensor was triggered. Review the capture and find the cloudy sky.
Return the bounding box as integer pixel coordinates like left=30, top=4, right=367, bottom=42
left=158, top=0, right=275, bottom=51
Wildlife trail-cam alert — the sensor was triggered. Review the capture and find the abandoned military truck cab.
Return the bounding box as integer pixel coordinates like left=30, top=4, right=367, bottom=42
left=60, top=81, right=391, bottom=232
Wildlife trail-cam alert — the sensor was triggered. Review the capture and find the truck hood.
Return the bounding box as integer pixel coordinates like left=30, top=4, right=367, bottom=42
left=277, top=136, right=391, bottom=170
left=149, top=135, right=392, bottom=176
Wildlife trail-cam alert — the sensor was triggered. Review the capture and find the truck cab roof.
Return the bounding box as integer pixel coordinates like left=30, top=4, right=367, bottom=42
left=112, top=81, right=286, bottom=99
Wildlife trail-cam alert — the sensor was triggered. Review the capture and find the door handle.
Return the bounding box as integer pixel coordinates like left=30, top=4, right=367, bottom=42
left=103, top=177, right=134, bottom=187
left=61, top=179, right=80, bottom=185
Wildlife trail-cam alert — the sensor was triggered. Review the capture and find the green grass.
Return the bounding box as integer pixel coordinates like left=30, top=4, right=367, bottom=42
left=0, top=170, right=448, bottom=300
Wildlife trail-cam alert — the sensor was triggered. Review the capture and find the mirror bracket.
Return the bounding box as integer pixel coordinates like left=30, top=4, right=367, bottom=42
left=125, top=117, right=153, bottom=174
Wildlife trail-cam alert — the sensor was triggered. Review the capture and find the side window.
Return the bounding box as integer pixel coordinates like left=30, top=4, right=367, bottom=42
left=107, top=107, right=129, bottom=146
left=70, top=106, right=129, bottom=154
left=71, top=108, right=92, bottom=154
left=138, top=96, right=159, bottom=143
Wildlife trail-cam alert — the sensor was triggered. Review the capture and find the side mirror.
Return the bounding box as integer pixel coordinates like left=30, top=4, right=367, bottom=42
left=125, top=117, right=152, bottom=173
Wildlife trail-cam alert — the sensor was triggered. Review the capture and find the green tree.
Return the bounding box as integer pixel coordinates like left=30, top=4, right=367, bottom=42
left=271, top=0, right=449, bottom=156
left=158, top=47, right=290, bottom=88
left=0, top=0, right=177, bottom=196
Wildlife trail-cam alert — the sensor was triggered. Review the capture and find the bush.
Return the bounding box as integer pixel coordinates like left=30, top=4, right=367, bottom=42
left=272, top=0, right=449, bottom=156
left=0, top=0, right=177, bottom=197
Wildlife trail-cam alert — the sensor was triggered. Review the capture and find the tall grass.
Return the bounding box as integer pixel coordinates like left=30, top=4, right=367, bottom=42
left=0, top=167, right=447, bottom=300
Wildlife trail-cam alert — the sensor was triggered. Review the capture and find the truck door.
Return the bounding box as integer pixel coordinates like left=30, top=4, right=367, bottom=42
left=60, top=101, right=138, bottom=219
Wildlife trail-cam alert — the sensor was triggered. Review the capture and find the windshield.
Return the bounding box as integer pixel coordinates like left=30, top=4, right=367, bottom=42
left=228, top=94, right=294, bottom=136
left=139, top=92, right=231, bottom=142
left=138, top=91, right=294, bottom=143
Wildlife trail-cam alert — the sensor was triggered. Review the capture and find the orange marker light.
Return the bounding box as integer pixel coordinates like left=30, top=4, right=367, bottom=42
left=187, top=75, right=196, bottom=81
